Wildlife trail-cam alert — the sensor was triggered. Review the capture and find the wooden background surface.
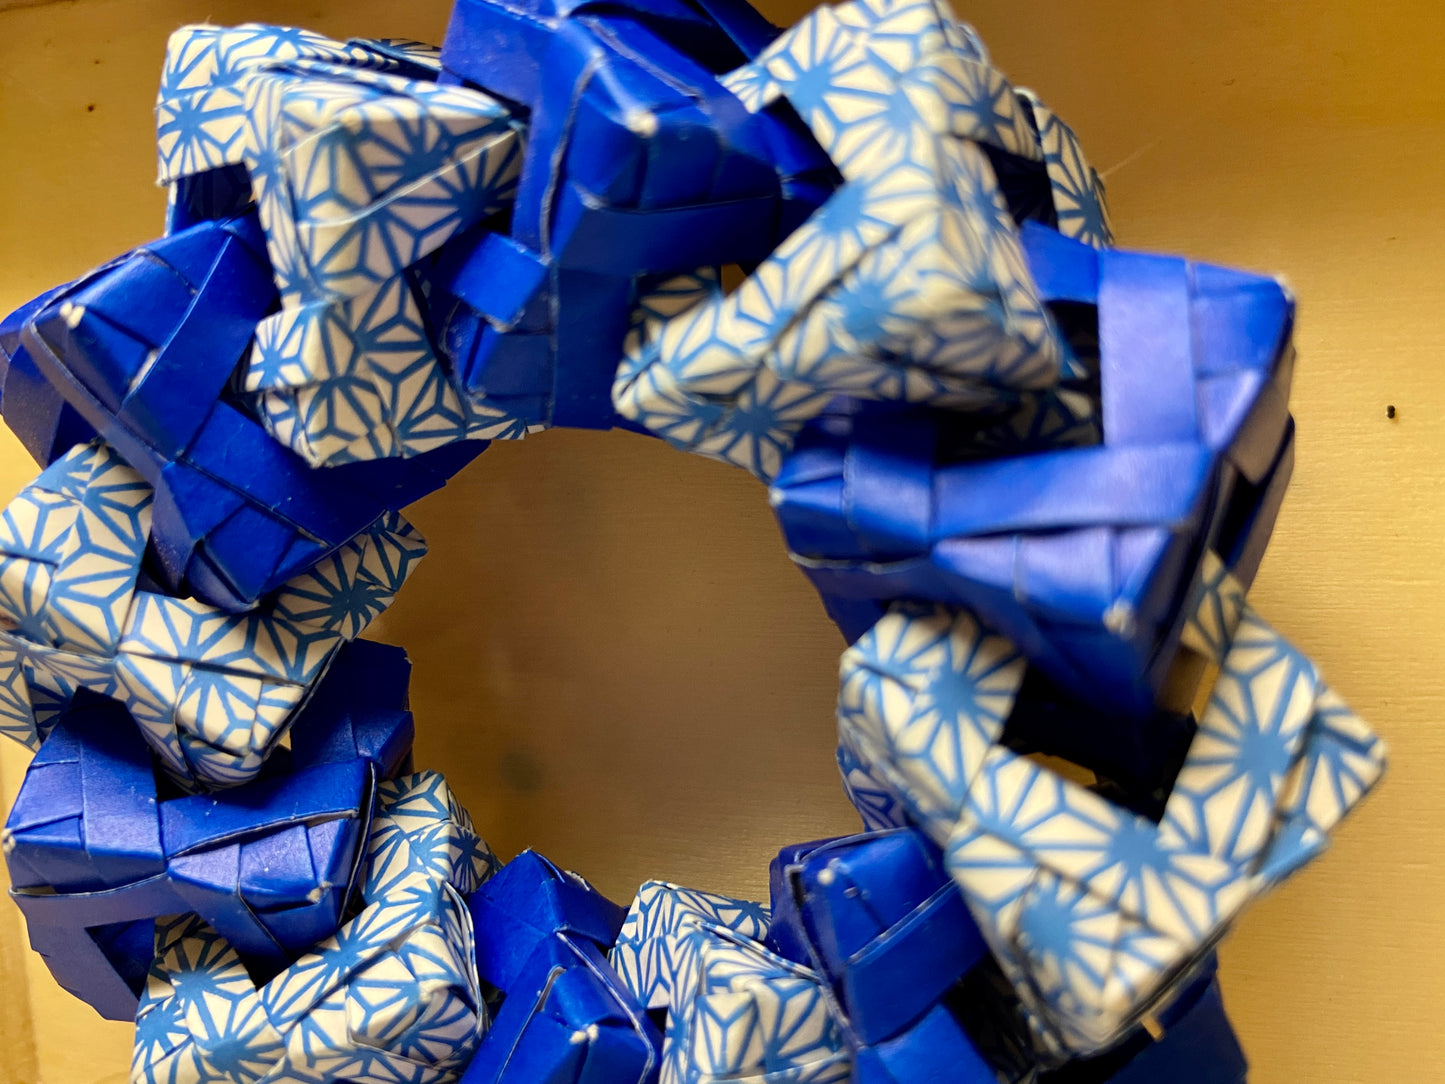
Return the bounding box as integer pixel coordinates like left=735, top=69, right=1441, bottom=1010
left=0, top=1, right=1439, bottom=1081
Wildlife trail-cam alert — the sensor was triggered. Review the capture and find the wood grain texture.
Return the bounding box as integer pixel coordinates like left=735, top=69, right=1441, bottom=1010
left=0, top=759, right=39, bottom=1084
left=0, top=2, right=1438, bottom=1081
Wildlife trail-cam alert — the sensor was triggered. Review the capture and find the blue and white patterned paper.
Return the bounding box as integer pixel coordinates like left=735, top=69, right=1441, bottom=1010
left=838, top=592, right=1387, bottom=1055
left=132, top=770, right=494, bottom=1084
left=0, top=440, right=425, bottom=786
left=837, top=601, right=1025, bottom=843
left=156, top=25, right=432, bottom=185
left=364, top=771, right=500, bottom=904
left=612, top=880, right=772, bottom=1013
left=156, top=24, right=525, bottom=468
left=0, top=440, right=151, bottom=748
left=5, top=697, right=381, bottom=1019
left=1179, top=551, right=1248, bottom=667
left=614, top=0, right=1112, bottom=479
left=612, top=882, right=847, bottom=1084
left=671, top=929, right=850, bottom=1084
left=836, top=741, right=911, bottom=832
left=1017, top=88, right=1113, bottom=249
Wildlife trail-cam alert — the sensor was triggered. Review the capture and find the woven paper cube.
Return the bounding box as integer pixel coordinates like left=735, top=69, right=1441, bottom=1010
left=430, top=0, right=833, bottom=434
left=462, top=851, right=659, bottom=1083
left=154, top=23, right=524, bottom=467
left=9, top=209, right=463, bottom=612
left=3, top=677, right=395, bottom=1019
left=0, top=439, right=423, bottom=786
left=614, top=0, right=1111, bottom=478
left=838, top=598, right=1386, bottom=1054
left=774, top=223, right=1297, bottom=717
left=131, top=770, right=495, bottom=1084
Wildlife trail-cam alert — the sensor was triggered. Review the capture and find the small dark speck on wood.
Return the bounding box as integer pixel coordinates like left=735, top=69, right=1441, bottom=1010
left=85, top=103, right=96, bottom=112
left=499, top=746, right=543, bottom=793
left=1386, top=404, right=1397, bottom=419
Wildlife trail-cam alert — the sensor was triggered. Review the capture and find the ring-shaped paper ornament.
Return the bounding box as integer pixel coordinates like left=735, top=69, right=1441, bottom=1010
left=0, top=1, right=1387, bottom=1082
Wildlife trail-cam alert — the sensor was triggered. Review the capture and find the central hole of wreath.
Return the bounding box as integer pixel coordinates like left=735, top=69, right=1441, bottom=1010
left=370, top=426, right=864, bottom=904
left=361, top=281, right=1204, bottom=896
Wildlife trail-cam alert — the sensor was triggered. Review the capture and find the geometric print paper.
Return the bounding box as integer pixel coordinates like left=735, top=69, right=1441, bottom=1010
left=131, top=770, right=492, bottom=1084
left=836, top=741, right=911, bottom=832
left=156, top=24, right=526, bottom=467
left=0, top=440, right=151, bottom=749
left=837, top=598, right=1386, bottom=1056
left=0, top=440, right=426, bottom=787
left=611, top=880, right=772, bottom=1013
left=156, top=25, right=435, bottom=187
left=362, top=772, right=499, bottom=908
left=1179, top=551, right=1248, bottom=667
left=610, top=881, right=846, bottom=1084
left=240, top=61, right=518, bottom=307
left=836, top=601, right=1026, bottom=843
left=238, top=62, right=525, bottom=465
left=668, top=928, right=850, bottom=1084
left=1016, top=88, right=1113, bottom=249
left=246, top=275, right=526, bottom=466
left=615, top=0, right=1112, bottom=480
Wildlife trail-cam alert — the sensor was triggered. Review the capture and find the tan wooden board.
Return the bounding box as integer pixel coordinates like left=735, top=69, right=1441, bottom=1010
left=0, top=1, right=1439, bottom=1080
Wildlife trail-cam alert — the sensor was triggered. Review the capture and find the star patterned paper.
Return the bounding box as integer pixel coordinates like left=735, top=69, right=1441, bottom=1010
left=615, top=0, right=1113, bottom=479
left=156, top=24, right=526, bottom=468
left=611, top=880, right=772, bottom=1013
left=612, top=881, right=847, bottom=1084
left=0, top=440, right=424, bottom=787
left=837, top=591, right=1386, bottom=1055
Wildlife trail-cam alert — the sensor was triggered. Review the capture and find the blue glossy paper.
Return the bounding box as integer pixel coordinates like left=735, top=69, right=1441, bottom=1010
left=462, top=850, right=659, bottom=1084
left=1041, top=961, right=1248, bottom=1084
left=5, top=691, right=376, bottom=1019
left=0, top=287, right=97, bottom=466
left=774, top=224, right=1297, bottom=718
left=766, top=830, right=1249, bottom=1083
left=0, top=1, right=1388, bottom=1079
left=771, top=830, right=1000, bottom=1083
left=284, top=637, right=417, bottom=779
left=8, top=212, right=454, bottom=612
left=435, top=0, right=834, bottom=432
left=131, top=770, right=496, bottom=1083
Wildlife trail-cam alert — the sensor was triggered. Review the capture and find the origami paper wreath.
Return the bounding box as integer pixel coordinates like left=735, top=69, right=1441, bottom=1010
left=612, top=881, right=846, bottom=1084
left=0, top=0, right=1387, bottom=1081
